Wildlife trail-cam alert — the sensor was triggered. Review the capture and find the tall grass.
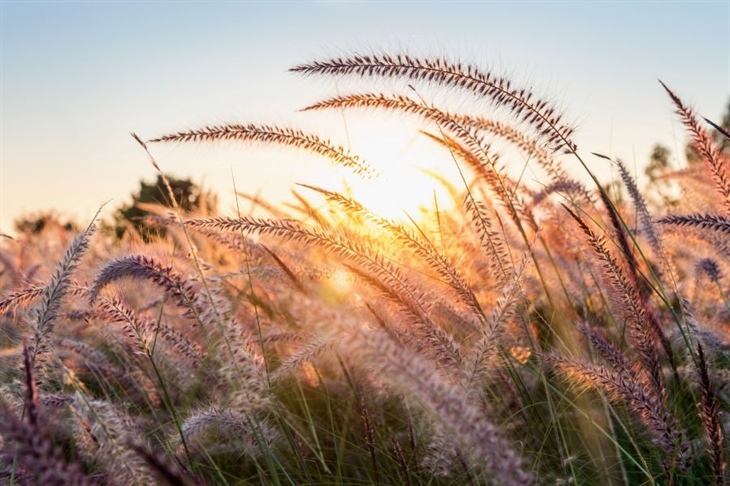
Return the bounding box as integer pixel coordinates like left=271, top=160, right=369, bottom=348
left=1, top=52, right=728, bottom=485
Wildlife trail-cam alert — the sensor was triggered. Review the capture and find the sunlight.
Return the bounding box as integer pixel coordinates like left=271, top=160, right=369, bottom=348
left=328, top=124, right=460, bottom=223
left=347, top=164, right=441, bottom=222
left=327, top=268, right=355, bottom=295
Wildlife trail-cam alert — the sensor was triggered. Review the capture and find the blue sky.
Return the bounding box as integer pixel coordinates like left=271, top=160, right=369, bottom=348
left=1, top=1, right=728, bottom=233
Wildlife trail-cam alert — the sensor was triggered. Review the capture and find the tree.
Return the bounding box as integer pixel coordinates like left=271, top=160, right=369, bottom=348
left=14, top=211, right=78, bottom=236
left=645, top=143, right=672, bottom=182
left=115, top=175, right=216, bottom=239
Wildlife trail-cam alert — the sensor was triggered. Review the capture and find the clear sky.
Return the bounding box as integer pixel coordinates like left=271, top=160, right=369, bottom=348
left=1, top=1, right=729, bottom=234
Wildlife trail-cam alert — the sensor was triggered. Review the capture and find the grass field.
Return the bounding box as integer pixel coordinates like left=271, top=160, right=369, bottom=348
left=1, top=52, right=729, bottom=485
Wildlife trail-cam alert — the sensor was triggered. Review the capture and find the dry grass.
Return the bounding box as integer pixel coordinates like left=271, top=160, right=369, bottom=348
left=1, top=52, right=729, bottom=485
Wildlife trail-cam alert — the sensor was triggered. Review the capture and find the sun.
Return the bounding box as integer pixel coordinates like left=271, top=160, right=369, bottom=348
left=324, top=124, right=461, bottom=223
left=346, top=164, right=443, bottom=222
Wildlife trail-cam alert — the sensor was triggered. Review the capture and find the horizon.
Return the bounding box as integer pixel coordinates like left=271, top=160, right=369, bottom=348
left=2, top=1, right=729, bottom=234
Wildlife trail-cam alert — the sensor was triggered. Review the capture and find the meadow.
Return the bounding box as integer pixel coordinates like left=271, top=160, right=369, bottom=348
left=1, top=52, right=729, bottom=485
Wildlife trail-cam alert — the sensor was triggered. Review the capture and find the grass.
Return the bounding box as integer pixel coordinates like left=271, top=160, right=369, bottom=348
left=1, top=51, right=729, bottom=485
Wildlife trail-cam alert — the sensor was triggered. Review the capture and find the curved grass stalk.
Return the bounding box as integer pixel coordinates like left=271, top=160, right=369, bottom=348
left=89, top=255, right=202, bottom=318
left=303, top=93, right=529, bottom=226
left=660, top=81, right=730, bottom=214
left=291, top=53, right=576, bottom=153
left=149, top=123, right=377, bottom=179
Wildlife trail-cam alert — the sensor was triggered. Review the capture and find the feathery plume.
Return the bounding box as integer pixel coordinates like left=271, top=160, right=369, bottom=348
left=342, top=330, right=534, bottom=485
left=546, top=354, right=686, bottom=474
left=292, top=53, right=577, bottom=153
left=658, top=213, right=730, bottom=236
left=89, top=255, right=201, bottom=317
left=31, top=222, right=96, bottom=365
left=696, top=343, right=726, bottom=485
left=149, top=123, right=377, bottom=179
left=564, top=206, right=668, bottom=392
left=660, top=81, right=730, bottom=214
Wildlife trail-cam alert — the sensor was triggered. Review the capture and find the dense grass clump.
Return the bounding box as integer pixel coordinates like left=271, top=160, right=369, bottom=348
left=1, top=52, right=729, bottom=485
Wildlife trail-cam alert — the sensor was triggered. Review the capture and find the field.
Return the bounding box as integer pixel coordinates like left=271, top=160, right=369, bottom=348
left=1, top=53, right=729, bottom=485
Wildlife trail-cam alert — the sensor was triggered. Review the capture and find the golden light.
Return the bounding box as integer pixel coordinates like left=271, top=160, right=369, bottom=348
left=348, top=164, right=443, bottom=222
left=509, top=346, right=532, bottom=365
left=326, top=268, right=355, bottom=296
left=319, top=122, right=461, bottom=224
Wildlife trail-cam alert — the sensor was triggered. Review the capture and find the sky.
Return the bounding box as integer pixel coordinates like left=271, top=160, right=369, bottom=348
left=1, top=0, right=729, bottom=234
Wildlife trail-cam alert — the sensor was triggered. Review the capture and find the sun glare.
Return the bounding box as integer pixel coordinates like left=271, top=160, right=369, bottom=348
left=347, top=165, right=443, bottom=222
left=321, top=123, right=460, bottom=223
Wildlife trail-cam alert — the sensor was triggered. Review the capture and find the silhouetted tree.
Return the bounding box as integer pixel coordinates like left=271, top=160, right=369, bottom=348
left=115, top=175, right=216, bottom=239
left=14, top=212, right=78, bottom=236
left=645, top=144, right=672, bottom=182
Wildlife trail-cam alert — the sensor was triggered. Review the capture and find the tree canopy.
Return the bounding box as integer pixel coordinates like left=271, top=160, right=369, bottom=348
left=115, top=175, right=216, bottom=239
